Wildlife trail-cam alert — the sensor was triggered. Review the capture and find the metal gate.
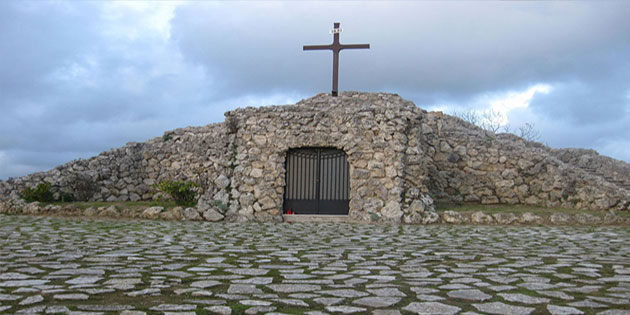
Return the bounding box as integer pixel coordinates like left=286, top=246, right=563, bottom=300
left=283, top=148, right=349, bottom=215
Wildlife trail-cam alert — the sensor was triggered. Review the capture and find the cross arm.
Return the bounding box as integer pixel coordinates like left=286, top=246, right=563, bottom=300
left=303, top=45, right=333, bottom=51
left=340, top=44, right=370, bottom=50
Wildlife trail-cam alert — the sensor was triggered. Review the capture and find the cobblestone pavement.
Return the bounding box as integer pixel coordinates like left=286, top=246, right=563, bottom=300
left=1, top=214, right=630, bottom=314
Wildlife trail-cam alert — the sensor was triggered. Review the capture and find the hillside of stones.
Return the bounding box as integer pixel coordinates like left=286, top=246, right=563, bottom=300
left=420, top=112, right=630, bottom=211
left=1, top=92, right=629, bottom=223
left=0, top=122, right=234, bottom=206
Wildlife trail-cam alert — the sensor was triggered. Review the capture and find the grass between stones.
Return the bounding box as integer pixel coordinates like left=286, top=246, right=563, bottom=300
left=49, top=200, right=178, bottom=210
left=2, top=215, right=630, bottom=314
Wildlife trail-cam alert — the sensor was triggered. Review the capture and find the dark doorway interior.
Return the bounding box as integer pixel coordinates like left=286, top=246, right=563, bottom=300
left=283, top=147, right=349, bottom=215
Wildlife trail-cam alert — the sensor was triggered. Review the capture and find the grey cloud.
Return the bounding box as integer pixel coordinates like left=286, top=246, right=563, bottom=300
left=529, top=79, right=630, bottom=125
left=2, top=1, right=630, bottom=179
left=0, top=2, right=101, bottom=102
left=171, top=2, right=630, bottom=105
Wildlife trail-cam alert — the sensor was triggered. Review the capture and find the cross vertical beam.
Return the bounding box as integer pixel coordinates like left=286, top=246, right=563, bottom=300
left=304, top=22, right=370, bottom=97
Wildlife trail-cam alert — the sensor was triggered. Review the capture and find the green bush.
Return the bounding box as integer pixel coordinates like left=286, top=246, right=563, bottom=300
left=20, top=183, right=55, bottom=203
left=59, top=192, right=75, bottom=202
left=154, top=181, right=198, bottom=207
left=162, top=132, right=173, bottom=141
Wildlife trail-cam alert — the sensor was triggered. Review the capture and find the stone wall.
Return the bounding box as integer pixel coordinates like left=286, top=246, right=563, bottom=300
left=417, top=113, right=630, bottom=211
left=552, top=148, right=630, bottom=191
left=1, top=92, right=629, bottom=223
left=222, top=93, right=436, bottom=224
left=0, top=123, right=234, bottom=205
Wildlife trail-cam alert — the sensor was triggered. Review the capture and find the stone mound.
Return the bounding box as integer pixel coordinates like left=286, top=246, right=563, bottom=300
left=1, top=91, right=629, bottom=223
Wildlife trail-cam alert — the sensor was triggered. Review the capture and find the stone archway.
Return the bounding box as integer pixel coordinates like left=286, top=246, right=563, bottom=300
left=283, top=147, right=349, bottom=215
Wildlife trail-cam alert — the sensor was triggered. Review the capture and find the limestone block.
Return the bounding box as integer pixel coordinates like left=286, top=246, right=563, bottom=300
left=517, top=159, right=534, bottom=170
left=550, top=213, right=572, bottom=225
left=403, top=212, right=423, bottom=224
left=408, top=200, right=425, bottom=213
left=501, top=168, right=518, bottom=179
left=373, top=152, right=384, bottom=162
left=421, top=194, right=435, bottom=211
left=258, top=196, right=276, bottom=210
left=24, top=202, right=41, bottom=214
left=421, top=211, right=440, bottom=224
left=253, top=202, right=262, bottom=212
left=106, top=195, right=118, bottom=202
left=604, top=212, right=621, bottom=224
left=183, top=208, right=203, bottom=221
left=381, top=201, right=403, bottom=221
left=492, top=213, right=518, bottom=225
left=481, top=196, right=499, bottom=204
left=471, top=211, right=494, bottom=225
left=441, top=210, right=464, bottom=224
left=212, top=190, right=230, bottom=206
left=160, top=211, right=176, bottom=220
left=250, top=168, right=263, bottom=178
left=500, top=196, right=520, bottom=204
left=575, top=213, right=601, bottom=225
left=170, top=207, right=183, bottom=220
left=440, top=141, right=452, bottom=153
left=239, top=193, right=255, bottom=207
left=214, top=174, right=230, bottom=189
left=385, top=166, right=397, bottom=178
left=495, top=180, right=514, bottom=189
left=352, top=169, right=370, bottom=179
left=239, top=206, right=254, bottom=217
left=454, top=145, right=467, bottom=156
left=407, top=188, right=420, bottom=200
left=142, top=206, right=164, bottom=219
left=593, top=197, right=615, bottom=210
left=203, top=208, right=225, bottom=222
left=83, top=207, right=98, bottom=217
left=100, top=206, right=119, bottom=217
left=364, top=198, right=384, bottom=213
left=518, top=212, right=543, bottom=224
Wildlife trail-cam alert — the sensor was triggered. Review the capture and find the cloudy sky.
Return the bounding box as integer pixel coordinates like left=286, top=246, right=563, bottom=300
left=1, top=1, right=629, bottom=179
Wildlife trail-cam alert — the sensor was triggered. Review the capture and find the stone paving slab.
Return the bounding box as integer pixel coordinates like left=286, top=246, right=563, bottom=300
left=1, top=214, right=630, bottom=314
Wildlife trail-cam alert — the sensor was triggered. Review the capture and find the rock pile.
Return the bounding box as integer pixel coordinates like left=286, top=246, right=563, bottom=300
left=1, top=92, right=629, bottom=223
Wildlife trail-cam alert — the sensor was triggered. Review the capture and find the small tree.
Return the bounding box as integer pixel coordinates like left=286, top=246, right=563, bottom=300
left=479, top=109, right=502, bottom=133
left=452, top=109, right=502, bottom=133
left=154, top=181, right=198, bottom=207
left=452, top=109, right=480, bottom=126
left=452, top=109, right=542, bottom=141
left=20, top=183, right=55, bottom=203
left=518, top=122, right=541, bottom=142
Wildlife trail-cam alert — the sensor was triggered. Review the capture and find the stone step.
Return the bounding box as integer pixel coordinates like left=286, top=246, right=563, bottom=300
left=282, top=214, right=360, bottom=224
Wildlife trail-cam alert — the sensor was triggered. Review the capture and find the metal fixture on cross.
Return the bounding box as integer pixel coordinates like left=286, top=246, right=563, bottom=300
left=303, top=22, right=370, bottom=97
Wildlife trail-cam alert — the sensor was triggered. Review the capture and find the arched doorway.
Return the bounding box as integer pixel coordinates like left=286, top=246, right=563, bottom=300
left=283, top=147, right=349, bottom=215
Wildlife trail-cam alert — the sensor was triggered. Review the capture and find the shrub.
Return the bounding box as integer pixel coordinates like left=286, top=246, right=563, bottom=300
left=59, top=192, right=75, bottom=202
left=155, top=181, right=198, bottom=207
left=21, top=183, right=55, bottom=203
left=162, top=132, right=173, bottom=141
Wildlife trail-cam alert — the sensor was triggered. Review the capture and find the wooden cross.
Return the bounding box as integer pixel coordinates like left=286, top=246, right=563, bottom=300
left=304, top=22, right=370, bottom=97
